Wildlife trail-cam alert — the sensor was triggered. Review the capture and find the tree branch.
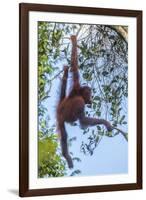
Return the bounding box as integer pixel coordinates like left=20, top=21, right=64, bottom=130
left=112, top=126, right=128, bottom=141
left=76, top=25, right=84, bottom=37
left=106, top=25, right=128, bottom=44
left=49, top=69, right=64, bottom=82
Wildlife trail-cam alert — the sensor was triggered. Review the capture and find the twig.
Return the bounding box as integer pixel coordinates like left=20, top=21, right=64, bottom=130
left=105, top=25, right=128, bottom=45
left=112, top=126, right=128, bottom=141
left=48, top=69, right=64, bottom=82
left=76, top=25, right=84, bottom=37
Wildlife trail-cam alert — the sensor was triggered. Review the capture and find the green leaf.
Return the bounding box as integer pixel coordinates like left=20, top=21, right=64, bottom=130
left=70, top=170, right=81, bottom=176
left=119, top=115, right=125, bottom=124
left=94, top=96, right=100, bottom=101
left=102, top=71, right=109, bottom=76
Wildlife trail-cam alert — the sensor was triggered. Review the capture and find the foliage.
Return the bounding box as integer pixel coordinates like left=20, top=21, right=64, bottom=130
left=38, top=134, right=66, bottom=178
left=38, top=22, right=81, bottom=177
left=38, top=22, right=67, bottom=177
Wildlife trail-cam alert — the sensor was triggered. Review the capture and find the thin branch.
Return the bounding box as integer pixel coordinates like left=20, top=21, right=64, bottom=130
left=122, top=26, right=128, bottom=33
left=106, top=25, right=128, bottom=45
left=48, top=69, right=64, bottom=82
left=76, top=25, right=84, bottom=37
left=112, top=126, right=128, bottom=141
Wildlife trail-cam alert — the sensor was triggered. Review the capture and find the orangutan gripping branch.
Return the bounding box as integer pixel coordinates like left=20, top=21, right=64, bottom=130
left=57, top=35, right=113, bottom=168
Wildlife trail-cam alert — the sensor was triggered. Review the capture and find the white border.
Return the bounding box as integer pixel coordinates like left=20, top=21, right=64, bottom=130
left=29, top=11, right=137, bottom=189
